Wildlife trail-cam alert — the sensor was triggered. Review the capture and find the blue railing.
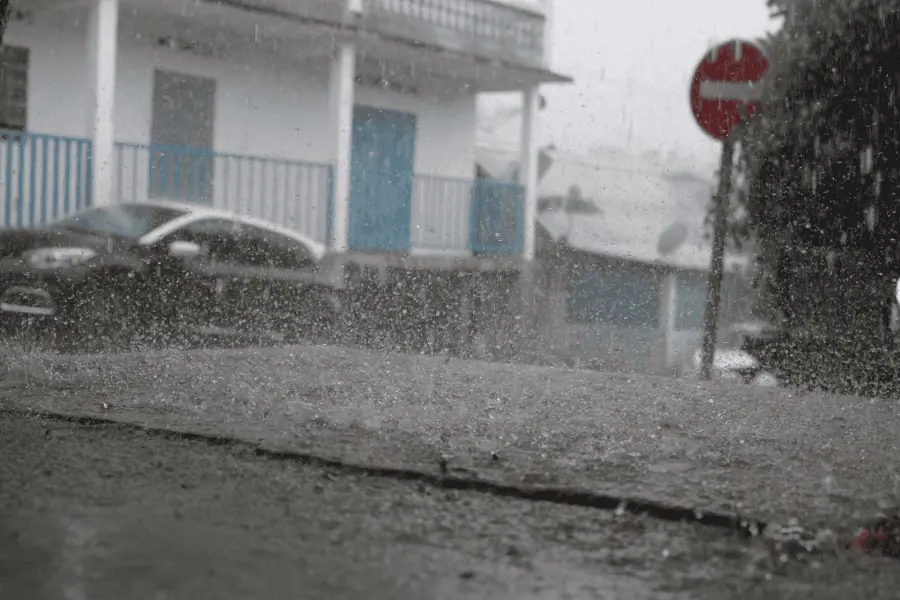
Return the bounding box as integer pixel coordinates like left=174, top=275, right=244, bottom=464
left=469, top=179, right=525, bottom=254
left=115, top=142, right=334, bottom=243
left=0, top=130, right=93, bottom=228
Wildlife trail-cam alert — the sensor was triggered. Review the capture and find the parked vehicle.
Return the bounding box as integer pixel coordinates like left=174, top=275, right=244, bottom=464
left=680, top=322, right=781, bottom=387
left=0, top=201, right=344, bottom=350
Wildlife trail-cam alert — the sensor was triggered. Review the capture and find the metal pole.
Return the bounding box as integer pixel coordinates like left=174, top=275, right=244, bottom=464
left=699, top=133, right=736, bottom=380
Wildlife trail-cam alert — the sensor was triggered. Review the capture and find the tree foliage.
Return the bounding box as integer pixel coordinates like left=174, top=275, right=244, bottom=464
left=735, top=0, right=900, bottom=389
left=0, top=0, right=9, bottom=46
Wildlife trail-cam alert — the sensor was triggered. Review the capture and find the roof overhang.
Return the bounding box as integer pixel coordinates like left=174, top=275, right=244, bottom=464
left=354, top=32, right=573, bottom=93
left=205, top=0, right=573, bottom=93
left=24, top=0, right=573, bottom=97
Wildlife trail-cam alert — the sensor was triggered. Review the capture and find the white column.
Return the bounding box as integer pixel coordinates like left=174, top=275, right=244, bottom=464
left=328, top=41, right=355, bottom=252
left=88, top=0, right=119, bottom=207
left=519, top=85, right=541, bottom=261
left=659, top=271, right=678, bottom=370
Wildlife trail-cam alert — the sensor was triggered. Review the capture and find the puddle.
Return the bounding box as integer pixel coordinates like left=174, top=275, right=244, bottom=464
left=648, top=461, right=694, bottom=474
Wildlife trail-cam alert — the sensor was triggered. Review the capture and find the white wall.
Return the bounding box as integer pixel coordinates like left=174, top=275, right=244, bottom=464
left=5, top=13, right=92, bottom=139
left=8, top=13, right=477, bottom=180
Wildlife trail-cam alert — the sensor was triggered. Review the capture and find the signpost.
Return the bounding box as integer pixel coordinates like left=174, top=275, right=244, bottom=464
left=690, top=39, right=769, bottom=379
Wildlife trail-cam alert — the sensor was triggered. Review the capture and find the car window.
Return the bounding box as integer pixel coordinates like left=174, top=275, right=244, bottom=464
left=167, top=218, right=235, bottom=244
left=235, top=224, right=316, bottom=270
left=166, top=218, right=242, bottom=262
left=176, top=218, right=236, bottom=238
left=51, top=204, right=186, bottom=240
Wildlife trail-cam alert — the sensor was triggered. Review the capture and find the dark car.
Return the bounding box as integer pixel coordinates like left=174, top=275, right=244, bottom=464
left=0, top=201, right=344, bottom=351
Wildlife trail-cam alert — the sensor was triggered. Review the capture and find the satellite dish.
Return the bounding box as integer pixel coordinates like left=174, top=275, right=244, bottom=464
left=505, top=147, right=555, bottom=183
left=657, top=222, right=689, bottom=256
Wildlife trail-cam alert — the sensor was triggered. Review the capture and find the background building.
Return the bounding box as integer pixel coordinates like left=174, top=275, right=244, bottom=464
left=478, top=144, right=752, bottom=373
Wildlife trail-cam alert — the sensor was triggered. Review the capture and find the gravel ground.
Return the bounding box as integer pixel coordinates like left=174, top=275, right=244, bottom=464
left=3, top=409, right=900, bottom=600
left=1, top=344, right=899, bottom=536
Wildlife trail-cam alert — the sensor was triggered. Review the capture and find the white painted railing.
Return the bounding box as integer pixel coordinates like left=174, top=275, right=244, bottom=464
left=0, top=131, right=93, bottom=228
left=411, top=175, right=472, bottom=252
left=360, top=0, right=546, bottom=68
left=114, top=142, right=333, bottom=243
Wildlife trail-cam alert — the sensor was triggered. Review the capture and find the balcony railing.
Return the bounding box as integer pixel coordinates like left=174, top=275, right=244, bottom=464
left=413, top=174, right=524, bottom=254
left=115, top=143, right=334, bottom=244
left=411, top=175, right=472, bottom=252
left=470, top=179, right=524, bottom=254
left=360, top=0, right=546, bottom=68
left=0, top=130, right=93, bottom=228
left=4, top=133, right=525, bottom=257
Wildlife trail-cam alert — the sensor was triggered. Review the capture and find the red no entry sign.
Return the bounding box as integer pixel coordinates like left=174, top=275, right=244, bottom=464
left=690, top=39, right=769, bottom=140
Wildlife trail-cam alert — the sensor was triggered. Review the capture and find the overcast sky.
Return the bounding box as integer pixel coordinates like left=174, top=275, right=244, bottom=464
left=479, top=0, right=777, bottom=174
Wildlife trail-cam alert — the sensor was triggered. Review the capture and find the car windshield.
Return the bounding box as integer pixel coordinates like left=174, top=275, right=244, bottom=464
left=50, top=205, right=187, bottom=240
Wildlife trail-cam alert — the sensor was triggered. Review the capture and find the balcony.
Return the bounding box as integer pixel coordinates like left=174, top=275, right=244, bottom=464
left=358, top=0, right=546, bottom=68
left=114, top=142, right=334, bottom=245
left=0, top=130, right=93, bottom=228
left=205, top=0, right=547, bottom=69
left=1, top=132, right=525, bottom=257
left=411, top=175, right=524, bottom=254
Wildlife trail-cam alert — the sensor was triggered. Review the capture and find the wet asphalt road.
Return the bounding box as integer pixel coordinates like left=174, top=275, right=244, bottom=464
left=6, top=344, right=899, bottom=532
left=3, top=344, right=900, bottom=597
left=0, top=410, right=724, bottom=600
left=3, top=409, right=900, bottom=600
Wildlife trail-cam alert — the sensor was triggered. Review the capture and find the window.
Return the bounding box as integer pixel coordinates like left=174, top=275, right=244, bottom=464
left=235, top=224, right=316, bottom=270
left=170, top=218, right=237, bottom=245
left=176, top=218, right=237, bottom=239
left=51, top=204, right=187, bottom=240
left=0, top=45, right=28, bottom=132
left=168, top=218, right=241, bottom=262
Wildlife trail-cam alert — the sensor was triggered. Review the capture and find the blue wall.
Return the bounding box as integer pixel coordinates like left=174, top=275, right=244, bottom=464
left=567, top=263, right=660, bottom=328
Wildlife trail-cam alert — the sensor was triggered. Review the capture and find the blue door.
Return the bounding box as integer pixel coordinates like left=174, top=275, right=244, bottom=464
left=348, top=106, right=416, bottom=252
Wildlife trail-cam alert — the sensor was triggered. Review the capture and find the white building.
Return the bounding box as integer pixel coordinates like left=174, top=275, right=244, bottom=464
left=1, top=0, right=570, bottom=269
